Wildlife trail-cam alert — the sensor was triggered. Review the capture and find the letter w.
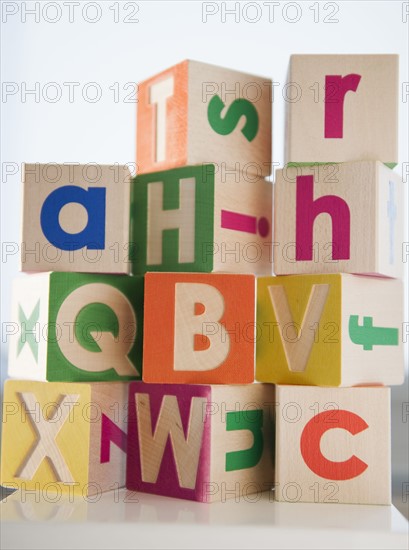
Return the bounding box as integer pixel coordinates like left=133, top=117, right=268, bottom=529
left=135, top=394, right=206, bottom=489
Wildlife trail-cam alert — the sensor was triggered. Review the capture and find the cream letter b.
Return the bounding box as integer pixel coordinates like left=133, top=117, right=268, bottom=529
left=174, top=283, right=230, bottom=371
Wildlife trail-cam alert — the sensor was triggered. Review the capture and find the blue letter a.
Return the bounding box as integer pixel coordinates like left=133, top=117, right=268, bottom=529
left=40, top=186, right=106, bottom=251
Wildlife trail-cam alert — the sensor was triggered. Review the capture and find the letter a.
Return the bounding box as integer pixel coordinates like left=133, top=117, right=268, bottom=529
left=40, top=186, right=106, bottom=251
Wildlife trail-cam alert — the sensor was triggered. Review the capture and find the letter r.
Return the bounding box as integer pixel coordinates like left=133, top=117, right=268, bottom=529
left=325, top=74, right=361, bottom=139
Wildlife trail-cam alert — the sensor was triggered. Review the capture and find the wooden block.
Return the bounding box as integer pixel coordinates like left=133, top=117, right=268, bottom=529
left=274, top=161, right=404, bottom=278
left=126, top=382, right=274, bottom=502
left=21, top=163, right=131, bottom=273
left=143, top=272, right=256, bottom=384
left=1, top=380, right=129, bottom=496
left=131, top=164, right=272, bottom=275
left=137, top=60, right=272, bottom=177
left=8, top=272, right=143, bottom=381
left=275, top=385, right=391, bottom=505
left=286, top=54, right=398, bottom=165
left=256, top=274, right=403, bottom=387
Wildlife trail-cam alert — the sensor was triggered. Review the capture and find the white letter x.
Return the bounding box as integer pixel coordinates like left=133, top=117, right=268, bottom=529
left=16, top=392, right=80, bottom=483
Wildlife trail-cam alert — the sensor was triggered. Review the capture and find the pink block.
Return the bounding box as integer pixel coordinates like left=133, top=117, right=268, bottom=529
left=126, top=382, right=211, bottom=502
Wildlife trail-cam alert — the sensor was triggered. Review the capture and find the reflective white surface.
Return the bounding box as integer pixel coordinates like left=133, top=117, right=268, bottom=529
left=1, top=489, right=408, bottom=549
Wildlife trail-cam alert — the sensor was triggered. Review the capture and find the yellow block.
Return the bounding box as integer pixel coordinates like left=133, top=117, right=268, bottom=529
left=1, top=380, right=91, bottom=496
left=256, top=274, right=342, bottom=386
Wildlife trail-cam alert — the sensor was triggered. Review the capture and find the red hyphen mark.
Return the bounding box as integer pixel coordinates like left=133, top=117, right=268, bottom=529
left=221, top=210, right=269, bottom=238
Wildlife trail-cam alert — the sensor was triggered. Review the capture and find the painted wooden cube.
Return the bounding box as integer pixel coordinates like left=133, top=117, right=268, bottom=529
left=21, top=163, right=131, bottom=273
left=143, top=272, right=256, bottom=384
left=137, top=60, right=272, bottom=176
left=256, top=274, right=404, bottom=387
left=1, top=380, right=129, bottom=496
left=131, top=164, right=272, bottom=275
left=126, top=382, right=274, bottom=502
left=275, top=385, right=391, bottom=505
left=286, top=54, right=398, bottom=165
left=8, top=272, right=143, bottom=381
left=274, top=161, right=404, bottom=278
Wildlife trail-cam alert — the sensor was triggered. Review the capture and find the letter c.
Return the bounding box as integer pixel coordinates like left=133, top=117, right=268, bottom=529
left=300, top=410, right=368, bottom=481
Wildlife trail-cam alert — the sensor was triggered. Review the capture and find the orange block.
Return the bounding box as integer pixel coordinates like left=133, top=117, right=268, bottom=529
left=143, top=273, right=256, bottom=384
left=137, top=62, right=188, bottom=174
left=136, top=60, right=272, bottom=177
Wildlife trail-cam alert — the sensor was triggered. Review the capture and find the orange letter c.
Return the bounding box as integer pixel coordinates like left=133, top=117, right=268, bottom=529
left=300, top=410, right=368, bottom=481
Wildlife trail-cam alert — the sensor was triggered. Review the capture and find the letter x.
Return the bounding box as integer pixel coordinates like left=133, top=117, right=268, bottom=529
left=16, top=392, right=80, bottom=483
left=18, top=301, right=40, bottom=362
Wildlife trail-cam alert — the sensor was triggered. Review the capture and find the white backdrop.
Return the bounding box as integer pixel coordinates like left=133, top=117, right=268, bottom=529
left=1, top=0, right=408, bottom=497
left=1, top=0, right=408, bottom=346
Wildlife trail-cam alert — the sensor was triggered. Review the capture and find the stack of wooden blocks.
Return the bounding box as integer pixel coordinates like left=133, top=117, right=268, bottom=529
left=1, top=55, right=404, bottom=506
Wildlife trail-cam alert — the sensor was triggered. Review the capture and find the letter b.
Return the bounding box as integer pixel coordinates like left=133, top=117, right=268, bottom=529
left=174, top=283, right=230, bottom=371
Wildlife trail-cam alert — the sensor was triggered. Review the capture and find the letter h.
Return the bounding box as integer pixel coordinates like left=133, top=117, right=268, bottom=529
left=296, top=175, right=350, bottom=261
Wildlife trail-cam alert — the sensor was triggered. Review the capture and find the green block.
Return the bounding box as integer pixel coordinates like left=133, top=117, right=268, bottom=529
left=9, top=272, right=144, bottom=382
left=131, top=165, right=215, bottom=273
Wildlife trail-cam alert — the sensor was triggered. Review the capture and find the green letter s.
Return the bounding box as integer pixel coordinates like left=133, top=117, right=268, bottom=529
left=207, top=95, right=259, bottom=142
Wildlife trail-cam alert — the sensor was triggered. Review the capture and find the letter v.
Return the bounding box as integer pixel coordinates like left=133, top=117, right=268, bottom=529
left=268, top=284, right=330, bottom=372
